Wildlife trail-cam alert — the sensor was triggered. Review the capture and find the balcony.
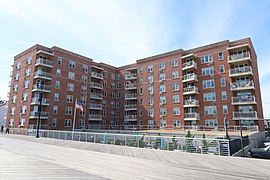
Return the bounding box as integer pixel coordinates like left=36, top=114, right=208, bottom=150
left=124, top=115, right=137, bottom=122
left=125, top=73, right=137, bottom=80
left=233, top=111, right=258, bottom=120
left=230, top=81, right=255, bottom=91
left=183, top=86, right=199, bottom=95
left=91, top=72, right=103, bottom=79
left=35, top=58, right=53, bottom=68
left=124, top=84, right=137, bottom=90
left=228, top=52, right=251, bottom=64
left=184, top=113, right=200, bottom=121
left=229, top=66, right=253, bottom=77
left=182, top=61, right=197, bottom=70
left=32, top=85, right=51, bottom=93
left=231, top=96, right=256, bottom=105
left=29, top=111, right=49, bottom=119
left=31, top=97, right=50, bottom=106
left=89, top=114, right=103, bottom=121
left=183, top=99, right=200, bottom=107
left=124, top=94, right=137, bottom=100
left=182, top=73, right=198, bottom=83
left=90, top=93, right=102, bottom=100
left=89, top=103, right=102, bottom=110
left=34, top=71, right=52, bottom=80
left=8, top=81, right=11, bottom=87
left=90, top=82, right=103, bottom=89
left=124, top=104, right=137, bottom=110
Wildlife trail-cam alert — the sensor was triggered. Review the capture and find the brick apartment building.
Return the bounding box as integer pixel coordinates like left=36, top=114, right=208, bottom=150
left=6, top=38, right=264, bottom=131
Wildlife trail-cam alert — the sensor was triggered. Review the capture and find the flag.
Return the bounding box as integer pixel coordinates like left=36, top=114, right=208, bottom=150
left=75, top=101, right=84, bottom=112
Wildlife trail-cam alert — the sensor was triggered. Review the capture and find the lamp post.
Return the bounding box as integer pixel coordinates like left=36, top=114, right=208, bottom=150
left=239, top=118, right=244, bottom=157
left=224, top=117, right=229, bottom=140
left=36, top=84, right=43, bottom=138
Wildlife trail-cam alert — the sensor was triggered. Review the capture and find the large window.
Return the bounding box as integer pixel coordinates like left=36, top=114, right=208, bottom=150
left=160, top=96, right=166, bottom=104
left=82, top=64, right=88, bottom=73
left=205, top=119, right=217, bottom=127
left=66, top=95, right=73, bottom=103
left=148, top=108, right=154, bottom=116
left=54, top=93, right=59, bottom=101
left=204, top=106, right=217, bottom=115
left=64, top=119, right=72, bottom=127
left=173, top=107, right=180, bottom=115
left=148, top=65, right=153, bottom=72
left=172, top=82, right=179, bottom=91
left=160, top=108, right=167, bottom=116
left=159, top=73, right=166, bottom=81
left=148, top=86, right=153, bottom=94
left=173, top=95, right=180, bottom=103
left=222, top=91, right=227, bottom=100
left=220, top=78, right=226, bottom=87
left=171, top=59, right=178, bottom=67
left=201, top=54, right=213, bottom=64
left=172, top=71, right=179, bottom=79
left=173, top=120, right=180, bottom=128
left=220, top=65, right=225, bottom=73
left=203, top=79, right=215, bottom=89
left=218, top=52, right=223, bottom=60
left=65, top=107, right=72, bottom=115
left=55, top=81, right=60, bottom=89
left=223, top=105, right=228, bottom=114
left=148, top=97, right=154, bottom=105
left=68, top=72, right=75, bottom=80
left=160, top=84, right=166, bottom=93
left=67, top=83, right=74, bottom=91
left=69, top=60, right=76, bottom=68
left=203, top=92, right=216, bottom=102
left=202, top=67, right=214, bottom=76
left=148, top=76, right=153, bottom=83
left=159, top=62, right=165, bottom=70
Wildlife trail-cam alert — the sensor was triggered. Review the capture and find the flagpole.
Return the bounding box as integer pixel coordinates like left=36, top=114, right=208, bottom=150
left=72, top=98, right=77, bottom=140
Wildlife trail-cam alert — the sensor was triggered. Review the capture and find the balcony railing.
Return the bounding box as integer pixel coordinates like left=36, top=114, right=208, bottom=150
left=91, top=72, right=103, bottom=79
left=124, top=84, right=137, bottom=90
left=32, top=85, right=51, bottom=92
left=34, top=71, right=52, bottom=80
left=89, top=114, right=102, bottom=121
left=90, top=93, right=102, bottom=99
left=182, top=61, right=197, bottom=70
left=182, top=73, right=198, bottom=82
left=184, top=99, right=200, bottom=107
left=183, top=86, right=199, bottom=95
left=229, top=66, right=253, bottom=77
left=124, top=104, right=137, bottom=110
left=29, top=111, right=49, bottom=119
left=89, top=104, right=102, bottom=110
left=124, top=115, right=137, bottom=121
left=231, top=96, right=256, bottom=105
left=233, top=111, right=258, bottom=120
left=230, top=81, right=255, bottom=91
left=31, top=97, right=50, bottom=105
left=228, top=52, right=251, bottom=63
left=90, top=82, right=103, bottom=89
left=184, top=113, right=200, bottom=120
left=125, top=73, right=137, bottom=80
left=124, top=94, right=137, bottom=99
left=35, top=58, right=53, bottom=67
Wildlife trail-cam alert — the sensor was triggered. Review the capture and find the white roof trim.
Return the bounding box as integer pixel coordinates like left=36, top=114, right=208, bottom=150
left=91, top=65, right=104, bottom=71
left=36, top=50, right=54, bottom=56
left=227, top=43, right=249, bottom=50
left=181, top=53, right=194, bottom=59
left=125, top=67, right=137, bottom=71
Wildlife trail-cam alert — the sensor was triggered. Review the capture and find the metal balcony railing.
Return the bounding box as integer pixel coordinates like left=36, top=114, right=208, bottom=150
left=228, top=52, right=250, bottom=63
left=31, top=97, right=49, bottom=105
left=229, top=66, right=252, bottom=76
left=182, top=73, right=198, bottom=82
left=91, top=72, right=103, bottom=79
left=183, top=86, right=198, bottom=94
left=230, top=81, right=254, bottom=91
left=231, top=96, right=256, bottom=104
left=184, top=99, right=200, bottom=106
left=34, top=71, right=52, bottom=79
left=89, top=104, right=102, bottom=109
left=35, top=58, right=53, bottom=67
left=90, top=93, right=102, bottom=99
left=125, top=94, right=137, bottom=99
left=233, top=111, right=258, bottom=120
left=90, top=82, right=103, bottom=89
left=184, top=113, right=200, bottom=120
left=29, top=111, right=49, bottom=118
left=182, top=61, right=197, bottom=70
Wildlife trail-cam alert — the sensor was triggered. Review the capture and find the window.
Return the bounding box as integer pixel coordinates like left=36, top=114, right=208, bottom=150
left=173, top=107, right=180, bottom=115
left=173, top=95, right=180, bottom=103
left=68, top=72, right=75, bottom=80
left=116, top=92, right=120, bottom=99
left=139, top=77, right=143, bottom=84
left=174, top=120, right=180, bottom=128
left=65, top=107, right=72, bottom=115
left=104, top=81, right=107, bottom=87
left=222, top=91, right=227, bottom=100
left=148, top=120, right=154, bottom=128
left=203, top=79, right=215, bottom=89
left=24, top=80, right=30, bottom=88
left=160, top=108, right=167, bottom=116
left=139, top=67, right=143, bottom=74
left=160, top=84, right=166, bottom=93
left=171, top=59, right=178, bottom=67
left=102, top=110, right=106, bottom=117
left=15, top=73, right=20, bottom=81
left=20, top=105, right=27, bottom=114
left=25, top=68, right=31, bottom=76
left=66, top=95, right=73, bottom=103
left=19, top=118, right=25, bottom=126
left=116, top=101, right=120, bottom=108
left=223, top=105, right=228, bottom=114
left=116, top=83, right=120, bottom=89
left=140, top=98, right=143, bottom=105
left=202, top=67, right=214, bottom=76
left=102, top=100, right=106, bottom=107
left=13, top=84, right=18, bottom=92
left=205, top=119, right=217, bottom=127
left=159, top=73, right=166, bottom=81
left=172, top=82, right=179, bottom=91
left=103, top=90, right=107, bottom=97
left=103, top=71, right=108, bottom=77
left=140, top=88, right=143, bottom=95
left=82, top=64, right=88, bottom=73
left=56, top=69, right=61, bottom=76
left=69, top=60, right=76, bottom=68
left=160, top=120, right=167, bottom=127
left=220, top=78, right=226, bottom=87
left=26, top=56, right=32, bottom=65
left=148, top=76, right=153, bottom=83
left=201, top=54, right=213, bottom=64
left=64, top=119, right=72, bottom=127
left=12, top=95, right=17, bottom=103
left=148, top=108, right=154, bottom=116
left=54, top=93, right=59, bottom=101
left=148, top=65, right=153, bottom=72
left=111, top=82, right=115, bottom=89
left=79, top=119, right=85, bottom=127
left=139, top=109, right=143, bottom=116
left=16, top=61, right=21, bottom=69
left=148, top=97, right=154, bottom=105
left=22, top=93, right=28, bottom=101
left=111, top=73, right=115, bottom=80
left=218, top=52, right=223, bottom=60
left=53, top=106, right=58, bottom=114
left=10, top=107, right=15, bottom=115
left=116, top=74, right=121, bottom=80
left=51, top=118, right=57, bottom=127
left=81, top=86, right=87, bottom=94
left=172, top=71, right=179, bottom=79
left=55, top=81, right=60, bottom=89
left=82, top=75, right=87, bottom=83
left=111, top=92, right=115, bottom=98
left=67, top=83, right=74, bottom=91
left=220, top=65, right=225, bottom=73
left=110, top=101, right=115, bottom=108
left=57, top=57, right=62, bottom=65
left=148, top=86, right=153, bottom=94
left=9, top=119, right=14, bottom=126
left=159, top=62, right=165, bottom=70
left=204, top=106, right=217, bottom=115
left=203, top=92, right=216, bottom=102
left=160, top=96, right=166, bottom=104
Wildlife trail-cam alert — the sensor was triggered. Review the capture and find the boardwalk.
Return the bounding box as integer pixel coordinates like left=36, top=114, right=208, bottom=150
left=0, top=134, right=269, bottom=179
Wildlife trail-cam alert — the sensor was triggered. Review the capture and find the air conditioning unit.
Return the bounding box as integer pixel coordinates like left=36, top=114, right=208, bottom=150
left=160, top=103, right=163, bottom=106
left=150, top=104, right=154, bottom=107
left=150, top=92, right=154, bottom=95
left=150, top=115, right=154, bottom=118
left=160, top=115, right=164, bottom=118
left=159, top=80, right=163, bottom=83
left=159, top=91, right=163, bottom=94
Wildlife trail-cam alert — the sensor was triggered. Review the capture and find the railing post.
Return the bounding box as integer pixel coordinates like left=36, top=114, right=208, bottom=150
left=94, top=134, right=96, bottom=143
left=218, top=141, right=221, bottom=156
left=125, top=136, right=127, bottom=146
left=65, top=132, right=67, bottom=140
left=114, top=136, right=116, bottom=145
left=86, top=133, right=88, bottom=142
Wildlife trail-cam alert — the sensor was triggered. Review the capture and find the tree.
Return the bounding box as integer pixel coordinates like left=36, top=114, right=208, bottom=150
left=185, top=130, right=194, bottom=153
left=202, top=133, right=208, bottom=154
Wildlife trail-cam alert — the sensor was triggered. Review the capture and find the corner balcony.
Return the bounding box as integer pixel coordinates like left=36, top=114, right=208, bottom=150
left=90, top=82, right=103, bottom=89
left=29, top=111, right=49, bottom=119
left=89, top=103, right=102, bottom=110
left=230, top=81, right=255, bottom=91
left=91, top=72, right=103, bottom=80
left=182, top=61, right=197, bottom=70
left=124, top=84, right=137, bottom=90
left=89, top=114, right=103, bottom=121
left=182, top=73, right=198, bottom=83
left=35, top=58, right=53, bottom=68
left=124, top=115, right=137, bottom=122
left=183, top=99, right=200, bottom=107
left=184, top=113, right=200, bottom=121
left=233, top=111, right=258, bottom=120
left=125, top=73, right=137, bottom=80
left=229, top=66, right=253, bottom=77
left=90, top=93, right=102, bottom=100
left=32, top=85, right=51, bottom=93
left=228, top=52, right=251, bottom=64
left=31, top=97, right=50, bottom=106
left=124, top=104, right=137, bottom=111
left=231, top=96, right=256, bottom=105
left=34, top=71, right=52, bottom=80
left=183, top=86, right=199, bottom=95
left=124, top=94, right=137, bottom=100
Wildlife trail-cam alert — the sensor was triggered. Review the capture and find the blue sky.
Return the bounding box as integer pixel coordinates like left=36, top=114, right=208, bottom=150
left=0, top=0, right=270, bottom=118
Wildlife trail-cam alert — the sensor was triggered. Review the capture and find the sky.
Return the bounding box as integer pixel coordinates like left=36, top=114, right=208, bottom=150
left=0, top=0, right=270, bottom=118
